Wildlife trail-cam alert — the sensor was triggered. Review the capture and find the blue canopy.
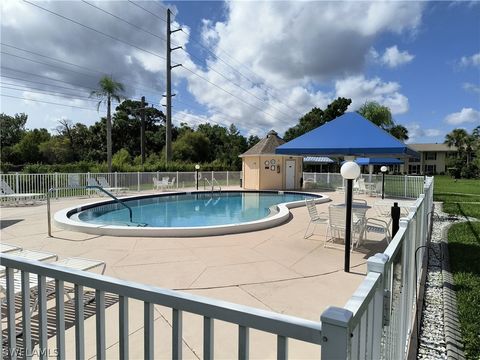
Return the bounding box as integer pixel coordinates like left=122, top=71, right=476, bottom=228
left=276, top=112, right=418, bottom=158
left=355, top=157, right=403, bottom=165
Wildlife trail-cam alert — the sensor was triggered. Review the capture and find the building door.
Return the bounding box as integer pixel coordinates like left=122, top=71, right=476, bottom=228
left=286, top=160, right=295, bottom=189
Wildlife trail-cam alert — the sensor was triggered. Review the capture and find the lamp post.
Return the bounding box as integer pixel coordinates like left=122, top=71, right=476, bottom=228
left=381, top=166, right=388, bottom=199
left=195, top=164, right=200, bottom=190
left=340, top=161, right=361, bottom=273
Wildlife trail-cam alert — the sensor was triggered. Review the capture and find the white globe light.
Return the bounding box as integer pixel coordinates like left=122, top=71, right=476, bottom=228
left=195, top=164, right=200, bottom=170
left=341, top=161, right=361, bottom=180
left=381, top=166, right=388, bottom=173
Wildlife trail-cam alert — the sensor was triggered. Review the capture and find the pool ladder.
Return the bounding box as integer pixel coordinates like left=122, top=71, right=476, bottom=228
left=203, top=178, right=222, bottom=192
left=47, top=185, right=133, bottom=237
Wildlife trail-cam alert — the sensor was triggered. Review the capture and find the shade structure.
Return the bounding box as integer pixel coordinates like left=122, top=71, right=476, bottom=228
left=303, top=156, right=335, bottom=164
left=276, top=113, right=418, bottom=158
left=354, top=157, right=403, bottom=166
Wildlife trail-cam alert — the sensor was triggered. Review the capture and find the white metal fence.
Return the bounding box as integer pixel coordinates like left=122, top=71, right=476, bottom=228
left=0, top=171, right=242, bottom=201
left=0, top=177, right=434, bottom=358
left=303, top=172, right=426, bottom=199
left=320, top=176, right=434, bottom=358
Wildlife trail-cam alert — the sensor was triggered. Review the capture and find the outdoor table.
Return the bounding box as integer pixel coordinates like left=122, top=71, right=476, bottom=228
left=373, top=199, right=415, bottom=217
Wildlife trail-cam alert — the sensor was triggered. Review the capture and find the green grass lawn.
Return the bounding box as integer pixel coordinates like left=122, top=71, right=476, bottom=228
left=447, top=222, right=480, bottom=359
left=435, top=175, right=480, bottom=195
left=434, top=176, right=480, bottom=219
left=436, top=175, right=480, bottom=358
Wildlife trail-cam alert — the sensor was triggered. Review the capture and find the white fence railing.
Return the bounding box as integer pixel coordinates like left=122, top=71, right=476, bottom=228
left=320, top=176, right=434, bottom=358
left=0, top=171, right=242, bottom=201
left=0, top=177, right=434, bottom=358
left=303, top=172, right=425, bottom=199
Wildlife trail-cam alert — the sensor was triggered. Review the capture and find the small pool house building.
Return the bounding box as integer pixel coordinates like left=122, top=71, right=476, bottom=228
left=240, top=130, right=303, bottom=190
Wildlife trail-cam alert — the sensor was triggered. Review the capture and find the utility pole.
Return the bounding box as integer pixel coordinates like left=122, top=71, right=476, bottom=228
left=165, top=8, right=182, bottom=163
left=140, top=96, right=146, bottom=165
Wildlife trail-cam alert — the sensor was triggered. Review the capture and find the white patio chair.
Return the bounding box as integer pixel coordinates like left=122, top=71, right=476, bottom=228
left=0, top=179, right=44, bottom=205
left=0, top=249, right=58, bottom=278
left=97, top=176, right=127, bottom=194
left=153, top=177, right=169, bottom=190
left=357, top=179, right=368, bottom=194
left=0, top=256, right=105, bottom=317
left=167, top=177, right=176, bottom=189
left=304, top=198, right=328, bottom=239
left=364, top=217, right=391, bottom=243
left=325, top=204, right=366, bottom=250
left=0, top=243, right=22, bottom=253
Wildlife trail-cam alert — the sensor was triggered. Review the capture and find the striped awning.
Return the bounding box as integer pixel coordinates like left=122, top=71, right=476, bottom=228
left=303, top=156, right=335, bottom=164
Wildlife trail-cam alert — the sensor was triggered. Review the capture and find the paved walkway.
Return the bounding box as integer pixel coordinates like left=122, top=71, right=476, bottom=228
left=1, top=189, right=388, bottom=358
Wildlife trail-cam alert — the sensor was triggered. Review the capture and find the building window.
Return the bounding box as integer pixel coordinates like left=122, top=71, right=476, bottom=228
left=409, top=165, right=421, bottom=174
left=424, top=165, right=436, bottom=174
left=425, top=152, right=437, bottom=160
left=409, top=157, right=420, bottom=163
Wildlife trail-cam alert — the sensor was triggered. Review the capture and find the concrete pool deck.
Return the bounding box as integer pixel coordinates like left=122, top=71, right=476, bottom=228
left=0, top=188, right=388, bottom=358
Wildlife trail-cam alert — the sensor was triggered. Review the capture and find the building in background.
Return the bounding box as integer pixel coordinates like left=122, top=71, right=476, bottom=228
left=240, top=130, right=303, bottom=190
left=406, top=143, right=457, bottom=175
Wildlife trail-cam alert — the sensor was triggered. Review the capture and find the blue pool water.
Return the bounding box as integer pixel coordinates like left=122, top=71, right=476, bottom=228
left=76, top=191, right=319, bottom=227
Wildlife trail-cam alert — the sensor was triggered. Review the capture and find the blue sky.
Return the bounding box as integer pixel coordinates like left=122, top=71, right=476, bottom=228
left=1, top=1, right=479, bottom=143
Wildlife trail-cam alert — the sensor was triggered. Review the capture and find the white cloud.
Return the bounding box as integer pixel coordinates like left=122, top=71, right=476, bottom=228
left=1, top=0, right=424, bottom=135
left=460, top=52, right=480, bottom=67
left=463, top=82, right=480, bottom=94
left=334, top=75, right=409, bottom=114
left=406, top=123, right=442, bottom=143
left=444, top=108, right=480, bottom=125
left=379, top=46, right=415, bottom=68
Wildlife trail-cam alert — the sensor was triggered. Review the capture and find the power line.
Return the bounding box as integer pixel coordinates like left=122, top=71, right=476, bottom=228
left=180, top=29, right=304, bottom=118
left=23, top=0, right=167, bottom=62
left=124, top=2, right=301, bottom=118
left=1, top=58, right=163, bottom=100
left=183, top=49, right=295, bottom=119
left=0, top=42, right=104, bottom=75
left=127, top=1, right=168, bottom=23
left=0, top=82, right=97, bottom=102
left=1, top=72, right=91, bottom=92
left=180, top=65, right=285, bottom=123
left=1, top=93, right=99, bottom=111
left=1, top=51, right=99, bottom=79
left=1, top=67, right=97, bottom=90
left=81, top=1, right=168, bottom=43
left=0, top=74, right=157, bottom=106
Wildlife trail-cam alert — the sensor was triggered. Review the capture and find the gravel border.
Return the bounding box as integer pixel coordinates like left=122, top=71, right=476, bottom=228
left=417, top=203, right=466, bottom=360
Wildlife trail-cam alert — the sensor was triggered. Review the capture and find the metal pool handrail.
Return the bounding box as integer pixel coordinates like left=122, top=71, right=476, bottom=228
left=47, top=185, right=133, bottom=237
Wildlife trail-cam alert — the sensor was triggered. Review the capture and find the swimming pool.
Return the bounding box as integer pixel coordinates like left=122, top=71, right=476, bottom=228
left=55, top=191, right=330, bottom=237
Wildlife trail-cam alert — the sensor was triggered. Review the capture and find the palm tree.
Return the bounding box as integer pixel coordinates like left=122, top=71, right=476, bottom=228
left=445, top=128, right=469, bottom=153
left=91, top=76, right=125, bottom=172
left=388, top=124, right=409, bottom=141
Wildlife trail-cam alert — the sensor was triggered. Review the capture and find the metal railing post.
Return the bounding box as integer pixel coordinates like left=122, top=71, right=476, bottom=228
left=15, top=172, right=19, bottom=193
left=320, top=307, right=353, bottom=359
left=176, top=171, right=179, bottom=189
left=137, top=171, right=140, bottom=192
left=226, top=171, right=229, bottom=187
left=55, top=172, right=58, bottom=199
left=367, top=253, right=389, bottom=359
left=47, top=191, right=52, bottom=237
left=115, top=172, right=118, bottom=188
